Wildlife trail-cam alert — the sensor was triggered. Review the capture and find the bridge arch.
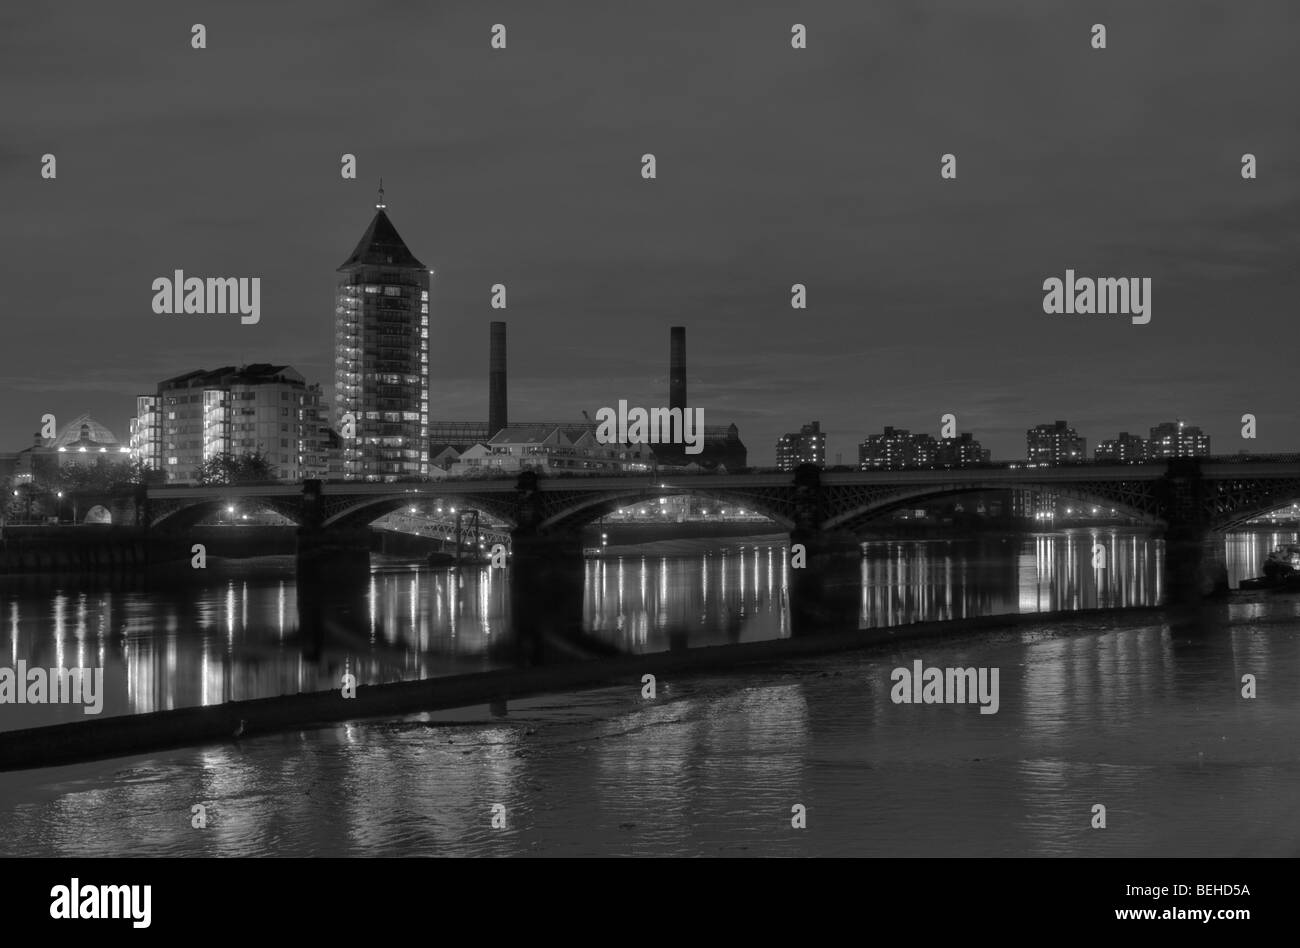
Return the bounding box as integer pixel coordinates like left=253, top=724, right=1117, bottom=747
left=322, top=494, right=519, bottom=530
left=822, top=482, right=1166, bottom=532
left=82, top=504, right=113, bottom=525
left=537, top=486, right=796, bottom=533
left=150, top=498, right=303, bottom=530
left=1206, top=479, right=1300, bottom=531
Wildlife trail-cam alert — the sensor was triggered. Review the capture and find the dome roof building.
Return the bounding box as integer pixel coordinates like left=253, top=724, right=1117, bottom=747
left=51, top=414, right=124, bottom=451
left=49, top=414, right=130, bottom=468
left=7, top=413, right=130, bottom=483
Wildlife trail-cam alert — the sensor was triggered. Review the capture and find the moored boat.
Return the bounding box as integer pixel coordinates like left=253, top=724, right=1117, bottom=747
left=1240, top=544, right=1300, bottom=590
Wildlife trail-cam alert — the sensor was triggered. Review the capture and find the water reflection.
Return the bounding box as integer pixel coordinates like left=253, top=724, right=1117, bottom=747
left=0, top=530, right=1291, bottom=730
left=5, top=601, right=1297, bottom=858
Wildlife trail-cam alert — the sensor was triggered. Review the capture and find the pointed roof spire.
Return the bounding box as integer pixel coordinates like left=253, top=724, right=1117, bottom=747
left=337, top=183, right=427, bottom=271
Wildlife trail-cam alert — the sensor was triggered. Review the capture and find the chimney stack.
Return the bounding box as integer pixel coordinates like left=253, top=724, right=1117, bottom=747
left=489, top=321, right=507, bottom=438
left=669, top=326, right=686, bottom=417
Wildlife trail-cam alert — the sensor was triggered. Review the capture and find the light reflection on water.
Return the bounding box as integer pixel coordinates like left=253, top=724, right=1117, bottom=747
left=0, top=530, right=1293, bottom=735
left=2, top=602, right=1298, bottom=857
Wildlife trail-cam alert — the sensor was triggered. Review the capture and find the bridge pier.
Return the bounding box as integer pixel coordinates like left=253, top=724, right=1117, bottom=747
left=294, top=523, right=371, bottom=655
left=787, top=528, right=862, bottom=637
left=1162, top=529, right=1229, bottom=604
left=296, top=526, right=372, bottom=580
left=786, top=466, right=863, bottom=636
left=504, top=471, right=587, bottom=661
left=1160, top=529, right=1229, bottom=637
left=296, top=479, right=370, bottom=585
left=1157, top=461, right=1230, bottom=634
left=508, top=530, right=586, bottom=664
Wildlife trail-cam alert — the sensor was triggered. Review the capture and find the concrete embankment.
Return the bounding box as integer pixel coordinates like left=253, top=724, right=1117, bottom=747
left=0, top=527, right=156, bottom=573
left=0, top=604, right=1168, bottom=773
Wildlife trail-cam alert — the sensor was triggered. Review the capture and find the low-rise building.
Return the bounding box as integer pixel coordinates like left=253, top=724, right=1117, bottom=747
left=1095, top=431, right=1148, bottom=463
left=132, top=364, right=339, bottom=483
left=1026, top=420, right=1086, bottom=465
left=776, top=421, right=826, bottom=471
left=859, top=426, right=938, bottom=470
left=448, top=424, right=655, bottom=476
left=1148, top=421, right=1209, bottom=459
left=934, top=432, right=991, bottom=467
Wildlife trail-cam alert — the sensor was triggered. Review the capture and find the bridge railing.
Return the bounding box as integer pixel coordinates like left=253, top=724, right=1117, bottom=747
left=63, top=453, right=1300, bottom=496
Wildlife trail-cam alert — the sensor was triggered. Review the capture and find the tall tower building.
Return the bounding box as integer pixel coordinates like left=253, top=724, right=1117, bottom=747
left=334, top=184, right=431, bottom=480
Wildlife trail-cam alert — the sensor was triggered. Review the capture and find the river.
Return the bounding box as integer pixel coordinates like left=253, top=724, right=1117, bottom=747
left=0, top=528, right=1297, bottom=856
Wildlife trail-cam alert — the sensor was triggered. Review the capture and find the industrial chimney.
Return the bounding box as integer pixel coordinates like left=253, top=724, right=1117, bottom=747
left=669, top=326, right=686, bottom=417
left=489, top=321, right=507, bottom=438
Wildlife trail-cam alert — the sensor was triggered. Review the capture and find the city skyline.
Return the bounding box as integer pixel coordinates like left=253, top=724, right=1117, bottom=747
left=4, top=1, right=1298, bottom=467
left=3, top=398, right=1243, bottom=477
left=4, top=0, right=1298, bottom=884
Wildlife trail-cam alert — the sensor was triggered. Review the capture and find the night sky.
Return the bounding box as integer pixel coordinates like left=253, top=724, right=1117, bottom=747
left=3, top=0, right=1297, bottom=465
